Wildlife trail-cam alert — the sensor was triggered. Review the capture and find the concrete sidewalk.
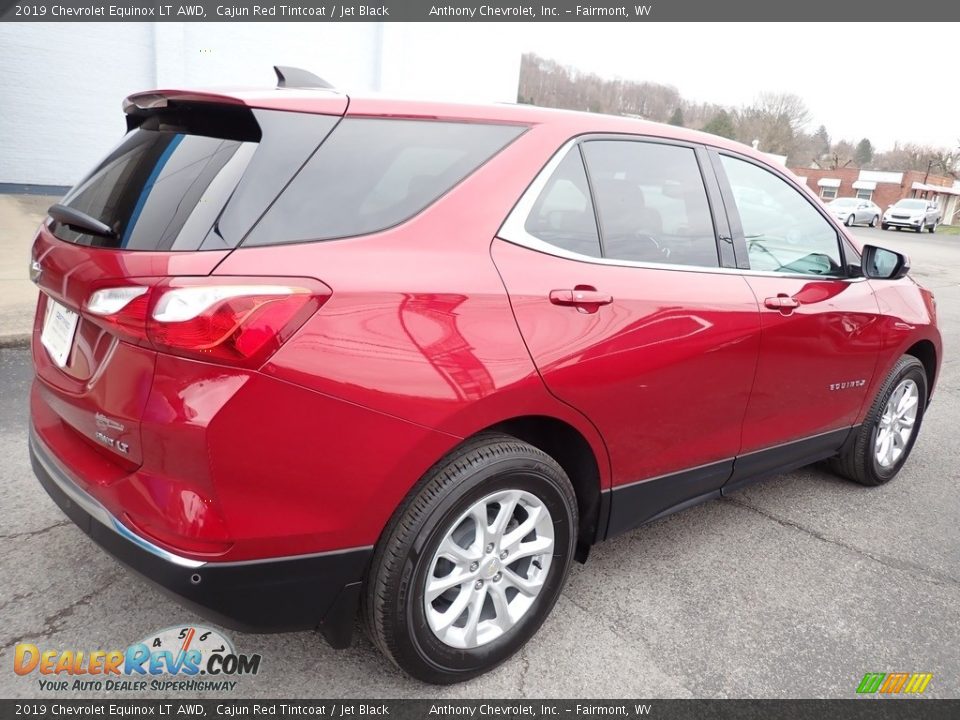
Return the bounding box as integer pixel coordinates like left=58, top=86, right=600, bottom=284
left=0, top=194, right=58, bottom=346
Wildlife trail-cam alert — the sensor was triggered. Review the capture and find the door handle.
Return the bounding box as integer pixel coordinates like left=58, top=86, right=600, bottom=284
left=763, top=295, right=800, bottom=310
left=549, top=288, right=613, bottom=308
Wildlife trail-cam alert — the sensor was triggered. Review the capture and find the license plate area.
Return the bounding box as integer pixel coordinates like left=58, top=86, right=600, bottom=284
left=40, top=297, right=80, bottom=368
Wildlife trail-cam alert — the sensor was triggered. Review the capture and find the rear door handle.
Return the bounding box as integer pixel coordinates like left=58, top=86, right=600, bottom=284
left=763, top=295, right=800, bottom=310
left=549, top=288, right=613, bottom=308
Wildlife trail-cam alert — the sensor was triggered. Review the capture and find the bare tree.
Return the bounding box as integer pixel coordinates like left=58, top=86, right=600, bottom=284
left=736, top=92, right=811, bottom=158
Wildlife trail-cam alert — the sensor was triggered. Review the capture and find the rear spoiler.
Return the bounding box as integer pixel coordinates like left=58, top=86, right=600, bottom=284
left=123, top=83, right=348, bottom=123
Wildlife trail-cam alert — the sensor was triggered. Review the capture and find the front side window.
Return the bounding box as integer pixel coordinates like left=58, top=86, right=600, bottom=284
left=581, top=140, right=719, bottom=267
left=720, top=155, right=844, bottom=276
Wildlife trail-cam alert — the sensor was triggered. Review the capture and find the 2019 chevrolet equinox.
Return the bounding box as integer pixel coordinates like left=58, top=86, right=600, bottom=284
left=28, top=68, right=941, bottom=684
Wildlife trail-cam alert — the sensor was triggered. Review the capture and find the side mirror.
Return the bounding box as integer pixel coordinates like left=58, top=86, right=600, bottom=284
left=862, top=244, right=910, bottom=280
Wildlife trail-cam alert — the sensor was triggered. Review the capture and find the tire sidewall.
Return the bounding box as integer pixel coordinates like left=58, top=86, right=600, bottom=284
left=391, top=458, right=575, bottom=682
left=866, top=362, right=927, bottom=482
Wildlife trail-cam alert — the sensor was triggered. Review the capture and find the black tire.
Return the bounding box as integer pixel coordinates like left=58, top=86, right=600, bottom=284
left=915, top=221, right=924, bottom=233
left=929, top=221, right=937, bottom=234
left=845, top=214, right=855, bottom=227
left=362, top=433, right=577, bottom=684
left=870, top=215, right=879, bottom=228
left=881, top=223, right=889, bottom=230
left=828, top=355, right=927, bottom=486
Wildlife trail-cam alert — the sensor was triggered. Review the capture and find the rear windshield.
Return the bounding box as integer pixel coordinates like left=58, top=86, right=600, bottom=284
left=242, top=118, right=525, bottom=246
left=51, top=104, right=338, bottom=251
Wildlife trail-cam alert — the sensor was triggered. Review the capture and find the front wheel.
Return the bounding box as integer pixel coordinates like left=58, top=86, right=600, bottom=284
left=929, top=221, right=937, bottom=234
left=362, top=433, right=577, bottom=684
left=828, top=355, right=927, bottom=486
left=845, top=214, right=855, bottom=227
left=881, top=222, right=890, bottom=230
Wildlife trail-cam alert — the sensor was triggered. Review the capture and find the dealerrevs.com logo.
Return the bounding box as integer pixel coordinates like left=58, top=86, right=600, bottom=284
left=14, top=625, right=261, bottom=693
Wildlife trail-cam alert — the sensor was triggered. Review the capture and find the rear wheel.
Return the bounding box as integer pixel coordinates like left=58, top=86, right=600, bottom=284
left=362, top=433, right=577, bottom=684
left=870, top=215, right=879, bottom=228
left=828, top=355, right=927, bottom=486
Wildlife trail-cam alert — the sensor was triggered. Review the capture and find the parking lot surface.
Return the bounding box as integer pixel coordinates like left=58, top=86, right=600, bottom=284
left=1, top=226, right=958, bottom=699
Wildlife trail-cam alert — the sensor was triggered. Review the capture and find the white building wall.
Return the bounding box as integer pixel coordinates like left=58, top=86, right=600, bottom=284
left=0, top=22, right=522, bottom=187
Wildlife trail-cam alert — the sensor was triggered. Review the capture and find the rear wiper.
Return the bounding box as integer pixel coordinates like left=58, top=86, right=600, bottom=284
left=48, top=204, right=116, bottom=239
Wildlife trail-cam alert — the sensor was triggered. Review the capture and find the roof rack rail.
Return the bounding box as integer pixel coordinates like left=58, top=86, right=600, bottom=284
left=273, top=66, right=335, bottom=90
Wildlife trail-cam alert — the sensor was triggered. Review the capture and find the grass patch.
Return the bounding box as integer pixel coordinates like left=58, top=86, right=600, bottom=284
left=935, top=224, right=960, bottom=236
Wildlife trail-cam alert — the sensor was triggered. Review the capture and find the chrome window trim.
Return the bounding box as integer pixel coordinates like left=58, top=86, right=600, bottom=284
left=498, top=137, right=866, bottom=283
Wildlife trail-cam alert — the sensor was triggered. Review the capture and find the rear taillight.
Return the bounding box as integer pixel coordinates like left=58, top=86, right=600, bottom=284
left=84, top=278, right=330, bottom=368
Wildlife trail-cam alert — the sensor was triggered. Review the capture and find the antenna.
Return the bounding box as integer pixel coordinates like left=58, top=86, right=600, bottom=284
left=273, top=66, right=335, bottom=90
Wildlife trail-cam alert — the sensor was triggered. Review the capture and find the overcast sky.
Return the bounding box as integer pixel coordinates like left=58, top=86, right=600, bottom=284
left=518, top=23, right=957, bottom=152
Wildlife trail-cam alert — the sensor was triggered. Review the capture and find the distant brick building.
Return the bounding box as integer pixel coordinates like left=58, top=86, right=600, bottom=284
left=789, top=166, right=960, bottom=225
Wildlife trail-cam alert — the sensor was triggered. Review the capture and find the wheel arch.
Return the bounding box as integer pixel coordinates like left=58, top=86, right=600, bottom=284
left=905, top=339, right=938, bottom=402
left=484, top=415, right=606, bottom=562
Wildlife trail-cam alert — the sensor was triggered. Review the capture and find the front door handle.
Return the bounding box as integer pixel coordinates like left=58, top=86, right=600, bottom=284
left=550, top=288, right=613, bottom=309
left=764, top=295, right=800, bottom=311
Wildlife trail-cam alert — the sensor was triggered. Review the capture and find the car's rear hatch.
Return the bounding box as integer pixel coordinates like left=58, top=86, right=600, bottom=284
left=31, top=89, right=347, bottom=470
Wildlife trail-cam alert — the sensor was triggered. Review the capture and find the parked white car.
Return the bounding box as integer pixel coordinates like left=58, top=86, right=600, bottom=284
left=826, top=197, right=882, bottom=227
left=882, top=199, right=941, bottom=233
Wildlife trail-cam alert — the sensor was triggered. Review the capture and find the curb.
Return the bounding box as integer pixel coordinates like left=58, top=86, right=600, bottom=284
left=0, top=333, right=31, bottom=349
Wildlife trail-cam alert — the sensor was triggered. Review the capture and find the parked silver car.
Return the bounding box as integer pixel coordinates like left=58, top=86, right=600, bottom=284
left=882, top=198, right=941, bottom=233
left=825, top=197, right=881, bottom=227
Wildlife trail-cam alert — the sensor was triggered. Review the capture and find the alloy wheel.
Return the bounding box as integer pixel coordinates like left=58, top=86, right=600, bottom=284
left=424, top=489, right=554, bottom=649
left=874, top=378, right=919, bottom=469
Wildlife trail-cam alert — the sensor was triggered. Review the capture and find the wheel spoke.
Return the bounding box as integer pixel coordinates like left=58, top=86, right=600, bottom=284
left=507, top=535, right=553, bottom=562
left=502, top=504, right=544, bottom=550
left=878, top=432, right=892, bottom=466
left=462, top=586, right=487, bottom=647
left=502, top=567, right=541, bottom=596
left=430, top=585, right=473, bottom=633
left=426, top=569, right=472, bottom=601
left=897, top=391, right=918, bottom=417
left=487, top=582, right=514, bottom=632
left=437, top=535, right=480, bottom=564
left=490, top=492, right=519, bottom=539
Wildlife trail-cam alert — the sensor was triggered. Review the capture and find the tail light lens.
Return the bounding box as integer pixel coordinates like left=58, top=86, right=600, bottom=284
left=84, top=277, right=330, bottom=368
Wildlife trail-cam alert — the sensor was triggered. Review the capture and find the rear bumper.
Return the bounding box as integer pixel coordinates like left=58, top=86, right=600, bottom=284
left=29, top=427, right=371, bottom=647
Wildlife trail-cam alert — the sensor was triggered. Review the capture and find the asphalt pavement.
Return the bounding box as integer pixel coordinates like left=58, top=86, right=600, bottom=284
left=1, top=226, right=958, bottom=699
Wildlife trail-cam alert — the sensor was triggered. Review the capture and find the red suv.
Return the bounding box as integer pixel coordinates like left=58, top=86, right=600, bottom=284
left=29, top=69, right=941, bottom=684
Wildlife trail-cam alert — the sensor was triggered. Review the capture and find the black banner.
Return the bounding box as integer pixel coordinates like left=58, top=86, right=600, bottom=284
left=3, top=700, right=960, bottom=720
left=2, top=0, right=960, bottom=22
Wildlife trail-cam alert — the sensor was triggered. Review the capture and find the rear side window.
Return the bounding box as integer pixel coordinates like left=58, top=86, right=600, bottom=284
left=581, top=140, right=719, bottom=268
left=243, top=119, right=524, bottom=246
left=523, top=148, right=601, bottom=258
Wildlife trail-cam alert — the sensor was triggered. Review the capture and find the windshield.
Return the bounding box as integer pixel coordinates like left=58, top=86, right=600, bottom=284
left=895, top=199, right=927, bottom=210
